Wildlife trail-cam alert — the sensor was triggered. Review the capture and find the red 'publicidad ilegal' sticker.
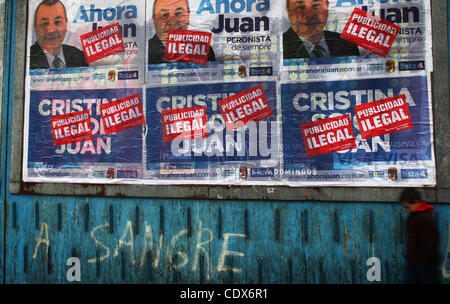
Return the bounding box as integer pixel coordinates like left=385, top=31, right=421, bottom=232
left=354, top=95, right=413, bottom=139
left=51, top=110, right=92, bottom=146
left=218, top=85, right=272, bottom=130
left=340, top=7, right=400, bottom=57
left=163, top=29, right=212, bottom=65
left=100, top=94, right=145, bottom=135
left=162, top=106, right=208, bottom=143
left=80, top=22, right=125, bottom=64
left=301, top=115, right=356, bottom=157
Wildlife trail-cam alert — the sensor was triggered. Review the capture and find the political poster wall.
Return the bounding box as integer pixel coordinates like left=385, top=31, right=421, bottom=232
left=144, top=81, right=281, bottom=184
left=22, top=0, right=436, bottom=186
left=26, top=0, right=145, bottom=90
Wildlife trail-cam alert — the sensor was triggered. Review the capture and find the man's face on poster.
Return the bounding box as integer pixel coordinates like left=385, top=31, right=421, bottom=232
left=34, top=2, right=68, bottom=56
left=153, top=0, right=190, bottom=43
left=287, top=0, right=329, bottom=41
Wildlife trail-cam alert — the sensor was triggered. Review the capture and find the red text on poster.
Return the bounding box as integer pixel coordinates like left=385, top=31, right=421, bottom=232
left=100, top=94, right=145, bottom=135
left=164, top=29, right=212, bottom=65
left=301, top=115, right=356, bottom=157
left=51, top=110, right=92, bottom=146
left=354, top=95, right=413, bottom=139
left=340, top=7, right=400, bottom=57
left=80, top=22, right=125, bottom=64
left=218, top=85, right=272, bottom=130
left=162, top=106, right=208, bottom=142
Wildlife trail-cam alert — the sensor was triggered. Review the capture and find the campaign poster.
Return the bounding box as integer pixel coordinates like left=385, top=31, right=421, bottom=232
left=23, top=88, right=144, bottom=182
left=144, top=81, right=282, bottom=184
left=26, top=0, right=145, bottom=90
left=146, top=0, right=281, bottom=85
left=301, top=114, right=357, bottom=157
left=281, top=75, right=436, bottom=186
left=50, top=109, right=93, bottom=146
left=280, top=0, right=433, bottom=82
left=354, top=94, right=413, bottom=139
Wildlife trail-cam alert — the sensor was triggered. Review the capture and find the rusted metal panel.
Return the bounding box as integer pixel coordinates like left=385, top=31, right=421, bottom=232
left=7, top=182, right=450, bottom=203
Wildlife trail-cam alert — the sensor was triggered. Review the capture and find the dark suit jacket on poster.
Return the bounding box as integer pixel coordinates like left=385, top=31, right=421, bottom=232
left=148, top=34, right=216, bottom=64
left=283, top=27, right=360, bottom=59
left=30, top=42, right=88, bottom=69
